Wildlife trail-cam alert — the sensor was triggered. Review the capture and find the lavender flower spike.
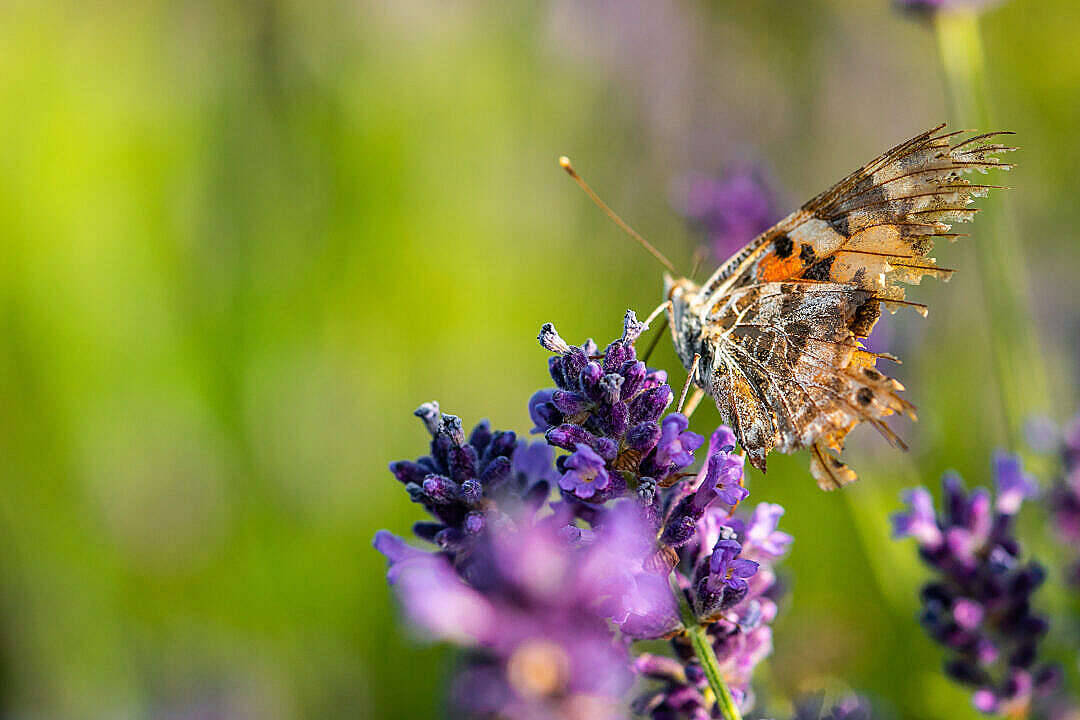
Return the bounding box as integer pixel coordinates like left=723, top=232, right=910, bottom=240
left=892, top=456, right=1058, bottom=715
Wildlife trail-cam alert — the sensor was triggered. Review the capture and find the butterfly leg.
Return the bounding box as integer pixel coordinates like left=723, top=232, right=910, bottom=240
left=682, top=387, right=706, bottom=419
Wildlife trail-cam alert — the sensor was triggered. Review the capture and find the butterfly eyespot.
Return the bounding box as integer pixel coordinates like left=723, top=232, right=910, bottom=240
left=856, top=388, right=874, bottom=406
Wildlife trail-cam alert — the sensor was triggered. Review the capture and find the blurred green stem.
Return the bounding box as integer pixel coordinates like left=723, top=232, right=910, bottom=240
left=672, top=574, right=743, bottom=720
left=933, top=10, right=1048, bottom=448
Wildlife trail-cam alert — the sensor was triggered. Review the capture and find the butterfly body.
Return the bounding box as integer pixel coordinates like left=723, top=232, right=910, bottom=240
left=664, top=125, right=1014, bottom=489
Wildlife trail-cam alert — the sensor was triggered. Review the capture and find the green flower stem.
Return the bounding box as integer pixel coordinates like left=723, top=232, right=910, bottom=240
left=671, top=573, right=743, bottom=720
left=933, top=9, right=1049, bottom=448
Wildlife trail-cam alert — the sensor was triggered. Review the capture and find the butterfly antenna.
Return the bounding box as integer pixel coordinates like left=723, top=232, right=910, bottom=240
left=559, top=156, right=678, bottom=274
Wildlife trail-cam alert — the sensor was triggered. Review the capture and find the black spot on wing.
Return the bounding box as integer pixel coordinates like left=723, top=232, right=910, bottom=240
left=799, top=244, right=816, bottom=263
left=803, top=256, right=835, bottom=282
left=773, top=234, right=794, bottom=258
left=857, top=387, right=874, bottom=406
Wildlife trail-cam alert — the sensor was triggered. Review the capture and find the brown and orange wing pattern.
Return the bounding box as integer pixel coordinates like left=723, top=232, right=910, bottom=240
left=711, top=124, right=1014, bottom=305
left=696, top=125, right=1012, bottom=488
left=699, top=280, right=912, bottom=489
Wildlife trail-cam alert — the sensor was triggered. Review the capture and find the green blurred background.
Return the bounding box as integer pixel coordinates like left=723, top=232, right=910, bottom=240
left=1, top=0, right=1078, bottom=718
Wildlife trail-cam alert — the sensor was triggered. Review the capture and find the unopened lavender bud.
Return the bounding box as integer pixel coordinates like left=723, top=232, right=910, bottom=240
left=478, top=455, right=511, bottom=488
left=546, top=423, right=596, bottom=451
left=422, top=475, right=460, bottom=504
left=630, top=386, right=673, bottom=423
left=405, top=482, right=427, bottom=504
left=538, top=322, right=570, bottom=354
left=447, top=444, right=478, bottom=482
left=622, top=309, right=647, bottom=344
left=460, top=479, right=483, bottom=504
left=552, top=390, right=591, bottom=415
left=603, top=341, right=634, bottom=373
left=599, top=373, right=624, bottom=404
left=620, top=360, right=647, bottom=398
left=485, top=430, right=517, bottom=461
left=389, top=460, right=428, bottom=485
left=563, top=347, right=589, bottom=383
left=441, top=414, right=466, bottom=446
left=626, top=422, right=662, bottom=454
left=608, top=402, right=630, bottom=438
left=413, top=401, right=441, bottom=436
left=548, top=356, right=566, bottom=387
left=579, top=362, right=604, bottom=402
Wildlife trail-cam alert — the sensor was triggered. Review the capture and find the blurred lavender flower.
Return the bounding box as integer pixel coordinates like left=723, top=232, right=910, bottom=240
left=894, top=0, right=1005, bottom=15
left=673, top=169, right=779, bottom=263
left=375, top=513, right=639, bottom=720
left=1047, top=415, right=1080, bottom=583
left=892, top=454, right=1058, bottom=715
left=792, top=694, right=874, bottom=720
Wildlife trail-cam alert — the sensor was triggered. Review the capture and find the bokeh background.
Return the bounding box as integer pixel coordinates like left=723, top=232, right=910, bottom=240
left=1, top=0, right=1079, bottom=718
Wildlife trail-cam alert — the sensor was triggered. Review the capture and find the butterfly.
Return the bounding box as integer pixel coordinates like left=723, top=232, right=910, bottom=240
left=563, top=125, right=1014, bottom=489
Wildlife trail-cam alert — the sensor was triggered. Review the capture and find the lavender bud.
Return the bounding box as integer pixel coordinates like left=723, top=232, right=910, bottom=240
left=435, top=526, right=467, bottom=551
left=563, top=347, right=589, bottom=384
left=620, top=360, right=647, bottom=399
left=626, top=422, right=662, bottom=454
left=538, top=322, right=570, bottom=354
left=389, top=460, right=428, bottom=486
left=552, top=390, right=591, bottom=415
left=579, top=362, right=604, bottom=402
left=468, top=420, right=493, bottom=455
left=441, top=414, right=466, bottom=446
left=599, top=373, right=625, bottom=404
left=413, top=401, right=441, bottom=436
left=478, top=455, right=511, bottom=488
left=405, top=482, right=427, bottom=504
left=548, top=356, right=566, bottom=388
left=422, top=475, right=460, bottom=504
left=622, top=309, right=647, bottom=344
left=546, top=423, right=596, bottom=451
left=630, top=386, right=674, bottom=423
left=608, top=401, right=630, bottom=438
left=460, top=479, right=483, bottom=504
left=447, top=444, right=479, bottom=482
left=603, top=341, right=634, bottom=373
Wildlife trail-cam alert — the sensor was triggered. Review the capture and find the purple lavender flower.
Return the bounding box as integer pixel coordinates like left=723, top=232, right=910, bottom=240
left=634, top=499, right=792, bottom=717
left=380, top=311, right=795, bottom=719
left=535, top=311, right=707, bottom=500
left=652, top=414, right=705, bottom=473
left=387, top=402, right=554, bottom=559
left=892, top=456, right=1058, bottom=715
left=559, top=443, right=611, bottom=499
left=674, top=169, right=779, bottom=262
left=376, top=516, right=638, bottom=719
left=660, top=428, right=748, bottom=550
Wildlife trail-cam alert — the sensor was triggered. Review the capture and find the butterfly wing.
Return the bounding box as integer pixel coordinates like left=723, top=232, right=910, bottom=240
left=690, top=125, right=1013, bottom=488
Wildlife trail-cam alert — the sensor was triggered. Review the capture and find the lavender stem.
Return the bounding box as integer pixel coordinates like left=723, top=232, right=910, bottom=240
left=671, top=573, right=743, bottom=720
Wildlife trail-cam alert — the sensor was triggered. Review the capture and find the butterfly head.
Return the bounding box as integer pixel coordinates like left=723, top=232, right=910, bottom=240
left=664, top=274, right=705, bottom=373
